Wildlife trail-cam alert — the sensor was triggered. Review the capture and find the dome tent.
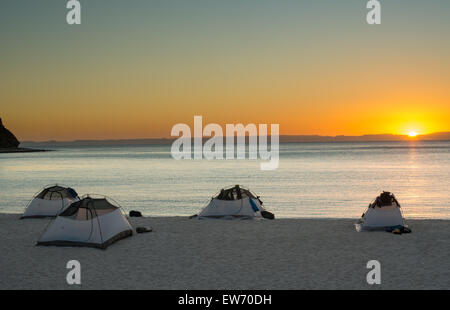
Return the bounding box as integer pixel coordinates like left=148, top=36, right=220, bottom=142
left=355, top=191, right=406, bottom=232
left=197, top=185, right=274, bottom=220
left=21, top=185, right=80, bottom=219
left=37, top=195, right=133, bottom=249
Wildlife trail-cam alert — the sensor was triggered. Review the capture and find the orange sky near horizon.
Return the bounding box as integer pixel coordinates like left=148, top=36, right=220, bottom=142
left=1, top=1, right=449, bottom=141
left=3, top=50, right=448, bottom=141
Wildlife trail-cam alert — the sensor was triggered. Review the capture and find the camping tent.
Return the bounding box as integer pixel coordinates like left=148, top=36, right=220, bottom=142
left=37, top=196, right=133, bottom=249
left=355, top=191, right=405, bottom=231
left=197, top=185, right=274, bottom=220
left=21, top=185, right=80, bottom=219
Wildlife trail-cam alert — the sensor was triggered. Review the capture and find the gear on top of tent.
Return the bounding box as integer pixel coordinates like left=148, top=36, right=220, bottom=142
left=21, top=184, right=80, bottom=219
left=37, top=195, right=133, bottom=249
left=194, top=185, right=275, bottom=220
left=355, top=191, right=408, bottom=232
left=371, top=191, right=401, bottom=208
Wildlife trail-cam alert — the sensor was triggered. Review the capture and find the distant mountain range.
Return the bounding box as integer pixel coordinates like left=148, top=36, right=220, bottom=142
left=279, top=132, right=450, bottom=142
left=21, top=132, right=450, bottom=147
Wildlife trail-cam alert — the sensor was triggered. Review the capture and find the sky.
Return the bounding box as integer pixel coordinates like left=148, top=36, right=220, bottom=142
left=1, top=0, right=450, bottom=141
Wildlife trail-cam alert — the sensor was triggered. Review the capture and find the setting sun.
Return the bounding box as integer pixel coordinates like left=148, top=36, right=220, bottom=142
left=409, top=131, right=418, bottom=137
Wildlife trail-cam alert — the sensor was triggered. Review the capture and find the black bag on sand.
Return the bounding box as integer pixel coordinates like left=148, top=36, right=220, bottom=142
left=129, top=210, right=142, bottom=217
left=261, top=211, right=275, bottom=220
left=386, top=225, right=411, bottom=235
left=136, top=227, right=152, bottom=234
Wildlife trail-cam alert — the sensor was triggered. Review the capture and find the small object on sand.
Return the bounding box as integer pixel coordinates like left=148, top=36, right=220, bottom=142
left=136, top=227, right=152, bottom=234
left=392, top=228, right=402, bottom=235
left=261, top=210, right=275, bottom=220
left=129, top=210, right=143, bottom=217
left=402, top=227, right=412, bottom=233
left=385, top=225, right=412, bottom=234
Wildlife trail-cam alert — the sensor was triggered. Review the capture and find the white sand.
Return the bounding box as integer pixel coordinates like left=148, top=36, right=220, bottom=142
left=0, top=213, right=449, bottom=290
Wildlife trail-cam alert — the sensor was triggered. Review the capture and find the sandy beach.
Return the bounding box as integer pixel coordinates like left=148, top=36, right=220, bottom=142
left=0, top=214, right=448, bottom=290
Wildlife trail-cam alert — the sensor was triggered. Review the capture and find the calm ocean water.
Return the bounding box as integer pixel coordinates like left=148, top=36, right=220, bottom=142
left=0, top=141, right=449, bottom=219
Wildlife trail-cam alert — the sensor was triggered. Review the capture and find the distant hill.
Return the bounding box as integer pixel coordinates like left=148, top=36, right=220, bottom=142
left=0, top=118, right=20, bottom=148
left=0, top=118, right=47, bottom=153
left=21, top=132, right=450, bottom=147
left=417, top=132, right=450, bottom=141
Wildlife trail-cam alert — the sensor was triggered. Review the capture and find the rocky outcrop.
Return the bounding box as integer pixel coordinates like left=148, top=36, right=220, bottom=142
left=0, top=118, right=20, bottom=148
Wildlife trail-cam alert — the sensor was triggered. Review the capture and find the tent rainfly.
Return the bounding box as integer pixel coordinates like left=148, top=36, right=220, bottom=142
left=196, top=185, right=275, bottom=220
left=355, top=191, right=406, bottom=231
left=21, top=185, right=80, bottom=219
left=37, top=196, right=133, bottom=249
